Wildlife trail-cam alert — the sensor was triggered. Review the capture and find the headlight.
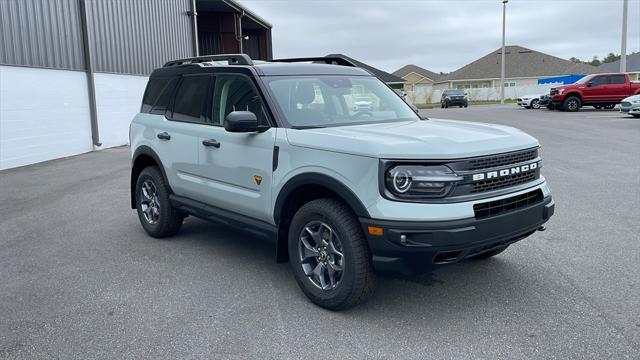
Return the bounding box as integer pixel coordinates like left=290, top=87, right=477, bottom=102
left=631, top=99, right=640, bottom=104
left=385, top=165, right=462, bottom=199
left=558, top=89, right=565, bottom=95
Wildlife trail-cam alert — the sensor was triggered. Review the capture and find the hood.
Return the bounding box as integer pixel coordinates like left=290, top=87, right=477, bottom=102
left=623, top=94, right=640, bottom=102
left=285, top=119, right=539, bottom=159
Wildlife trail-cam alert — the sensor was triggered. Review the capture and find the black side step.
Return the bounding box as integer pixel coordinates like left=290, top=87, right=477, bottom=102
left=169, top=194, right=277, bottom=243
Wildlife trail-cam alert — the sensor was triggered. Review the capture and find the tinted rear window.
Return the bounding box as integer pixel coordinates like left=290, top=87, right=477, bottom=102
left=141, top=77, right=178, bottom=115
left=609, top=75, right=626, bottom=84
left=170, top=75, right=211, bottom=123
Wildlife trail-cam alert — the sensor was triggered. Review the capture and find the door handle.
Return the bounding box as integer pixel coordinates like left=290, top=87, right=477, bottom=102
left=202, top=139, right=220, bottom=148
left=157, top=132, right=171, bottom=140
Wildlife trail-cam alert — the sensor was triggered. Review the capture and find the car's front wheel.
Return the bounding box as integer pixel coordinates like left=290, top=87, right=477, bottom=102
left=135, top=166, right=183, bottom=238
left=531, top=99, right=540, bottom=109
left=288, top=198, right=375, bottom=310
left=563, top=96, right=581, bottom=112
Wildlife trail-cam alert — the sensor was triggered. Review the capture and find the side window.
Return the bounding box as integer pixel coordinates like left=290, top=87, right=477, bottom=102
left=170, top=75, right=211, bottom=123
left=590, top=76, right=608, bottom=87
left=213, top=75, right=269, bottom=126
left=150, top=78, right=178, bottom=115
left=609, top=75, right=626, bottom=84
left=141, top=77, right=178, bottom=115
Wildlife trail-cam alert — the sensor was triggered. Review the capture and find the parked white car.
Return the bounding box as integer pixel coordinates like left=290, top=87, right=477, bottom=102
left=620, top=94, right=640, bottom=117
left=517, top=95, right=542, bottom=109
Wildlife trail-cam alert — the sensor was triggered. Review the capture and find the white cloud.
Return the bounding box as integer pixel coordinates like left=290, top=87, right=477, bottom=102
left=239, top=0, right=640, bottom=73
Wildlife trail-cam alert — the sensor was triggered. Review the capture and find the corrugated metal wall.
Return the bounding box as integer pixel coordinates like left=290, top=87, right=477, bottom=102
left=0, top=0, right=194, bottom=75
left=85, top=0, right=194, bottom=75
left=0, top=0, right=85, bottom=70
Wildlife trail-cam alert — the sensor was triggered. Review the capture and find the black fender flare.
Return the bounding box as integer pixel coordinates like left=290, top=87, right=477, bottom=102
left=130, top=146, right=172, bottom=208
left=273, top=173, right=371, bottom=224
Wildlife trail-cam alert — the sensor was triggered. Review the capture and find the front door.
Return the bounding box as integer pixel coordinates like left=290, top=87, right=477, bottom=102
left=195, top=74, right=276, bottom=223
left=582, top=75, right=609, bottom=102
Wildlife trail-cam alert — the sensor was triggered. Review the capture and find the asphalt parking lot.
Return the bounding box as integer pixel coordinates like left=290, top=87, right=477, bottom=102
left=1, top=105, right=639, bottom=359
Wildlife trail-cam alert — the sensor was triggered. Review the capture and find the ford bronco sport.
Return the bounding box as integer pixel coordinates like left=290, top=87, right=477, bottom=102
left=130, top=54, right=554, bottom=310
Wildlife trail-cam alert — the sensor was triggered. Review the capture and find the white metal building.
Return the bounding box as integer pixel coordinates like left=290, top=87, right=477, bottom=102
left=0, top=0, right=271, bottom=170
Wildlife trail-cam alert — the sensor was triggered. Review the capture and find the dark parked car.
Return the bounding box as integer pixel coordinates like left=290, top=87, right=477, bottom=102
left=539, top=94, right=555, bottom=109
left=441, top=89, right=468, bottom=108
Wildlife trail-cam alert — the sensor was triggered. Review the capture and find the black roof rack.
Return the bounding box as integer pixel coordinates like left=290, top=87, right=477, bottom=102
left=163, top=54, right=253, bottom=67
left=271, top=57, right=356, bottom=67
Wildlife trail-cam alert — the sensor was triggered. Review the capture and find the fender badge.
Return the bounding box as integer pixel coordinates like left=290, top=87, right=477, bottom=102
left=254, top=175, right=263, bottom=185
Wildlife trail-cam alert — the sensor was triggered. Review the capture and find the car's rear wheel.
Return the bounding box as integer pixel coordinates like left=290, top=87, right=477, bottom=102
left=288, top=198, right=375, bottom=310
left=531, top=99, right=540, bottom=109
left=604, top=104, right=615, bottom=110
left=471, top=245, right=508, bottom=259
left=563, top=96, right=581, bottom=112
left=135, top=166, right=183, bottom=238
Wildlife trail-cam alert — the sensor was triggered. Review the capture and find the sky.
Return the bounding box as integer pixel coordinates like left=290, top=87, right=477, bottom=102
left=239, top=0, right=640, bottom=74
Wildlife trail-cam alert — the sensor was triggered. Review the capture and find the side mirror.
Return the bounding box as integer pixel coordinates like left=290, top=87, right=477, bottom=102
left=587, top=81, right=593, bottom=87
left=223, top=111, right=263, bottom=132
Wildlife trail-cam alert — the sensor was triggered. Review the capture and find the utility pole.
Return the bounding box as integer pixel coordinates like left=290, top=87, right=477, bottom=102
left=500, top=0, right=508, bottom=104
left=620, top=0, right=628, bottom=72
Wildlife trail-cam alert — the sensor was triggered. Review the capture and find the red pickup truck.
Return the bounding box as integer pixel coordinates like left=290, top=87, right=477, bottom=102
left=550, top=73, right=640, bottom=111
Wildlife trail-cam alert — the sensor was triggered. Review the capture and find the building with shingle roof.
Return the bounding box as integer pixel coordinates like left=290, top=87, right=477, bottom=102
left=433, top=45, right=603, bottom=91
left=598, top=52, right=640, bottom=81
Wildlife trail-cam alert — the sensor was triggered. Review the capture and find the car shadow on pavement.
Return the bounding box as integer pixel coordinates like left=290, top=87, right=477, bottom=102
left=167, top=217, right=541, bottom=314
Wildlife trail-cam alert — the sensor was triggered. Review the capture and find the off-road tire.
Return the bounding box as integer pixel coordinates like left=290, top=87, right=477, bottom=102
left=471, top=245, right=509, bottom=259
left=135, top=166, right=183, bottom=238
left=288, top=198, right=375, bottom=310
left=563, top=96, right=581, bottom=112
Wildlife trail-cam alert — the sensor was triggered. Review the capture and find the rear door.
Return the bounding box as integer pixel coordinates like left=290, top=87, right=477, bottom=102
left=154, top=74, right=213, bottom=200
left=193, top=74, right=276, bottom=222
left=608, top=75, right=628, bottom=101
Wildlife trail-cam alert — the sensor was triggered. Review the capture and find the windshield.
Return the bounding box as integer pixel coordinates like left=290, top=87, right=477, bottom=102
left=264, top=76, right=419, bottom=128
left=575, top=75, right=594, bottom=84
left=445, top=90, right=464, bottom=96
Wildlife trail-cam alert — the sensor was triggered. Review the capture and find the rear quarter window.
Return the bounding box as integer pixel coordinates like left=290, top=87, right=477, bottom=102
left=141, top=77, right=178, bottom=115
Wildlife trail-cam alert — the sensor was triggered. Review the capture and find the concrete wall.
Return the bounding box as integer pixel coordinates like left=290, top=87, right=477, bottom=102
left=94, top=73, right=148, bottom=148
left=0, top=65, right=149, bottom=170
left=0, top=65, right=93, bottom=170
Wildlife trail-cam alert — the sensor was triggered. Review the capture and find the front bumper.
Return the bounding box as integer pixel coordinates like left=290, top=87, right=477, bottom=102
left=620, top=105, right=640, bottom=114
left=360, top=195, right=554, bottom=274
left=444, top=99, right=468, bottom=106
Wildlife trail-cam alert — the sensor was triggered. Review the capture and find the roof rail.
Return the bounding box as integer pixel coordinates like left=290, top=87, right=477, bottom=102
left=271, top=57, right=356, bottom=67
left=163, top=54, right=254, bottom=67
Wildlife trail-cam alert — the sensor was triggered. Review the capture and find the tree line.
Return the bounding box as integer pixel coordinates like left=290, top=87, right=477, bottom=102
left=570, top=53, right=622, bottom=66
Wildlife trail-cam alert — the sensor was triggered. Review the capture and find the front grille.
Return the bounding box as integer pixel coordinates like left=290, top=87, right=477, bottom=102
left=621, top=102, right=631, bottom=107
left=465, top=148, right=538, bottom=171
left=471, top=171, right=538, bottom=193
left=473, top=189, right=543, bottom=219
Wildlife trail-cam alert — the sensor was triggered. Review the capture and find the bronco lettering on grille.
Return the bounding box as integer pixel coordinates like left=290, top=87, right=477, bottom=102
left=472, top=162, right=538, bottom=181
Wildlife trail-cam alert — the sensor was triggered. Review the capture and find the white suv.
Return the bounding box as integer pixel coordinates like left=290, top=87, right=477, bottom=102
left=129, top=54, right=555, bottom=310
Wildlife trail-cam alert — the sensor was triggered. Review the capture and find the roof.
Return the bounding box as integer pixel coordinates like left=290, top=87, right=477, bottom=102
left=326, top=54, right=406, bottom=84
left=438, top=45, right=603, bottom=82
left=392, top=64, right=444, bottom=82
left=598, top=52, right=640, bottom=72
left=196, top=0, right=272, bottom=29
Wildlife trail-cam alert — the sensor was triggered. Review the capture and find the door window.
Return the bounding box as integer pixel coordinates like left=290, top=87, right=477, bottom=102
left=609, top=75, right=626, bottom=84
left=590, top=76, right=608, bottom=87
left=212, top=75, right=269, bottom=126
left=170, top=75, right=211, bottom=123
